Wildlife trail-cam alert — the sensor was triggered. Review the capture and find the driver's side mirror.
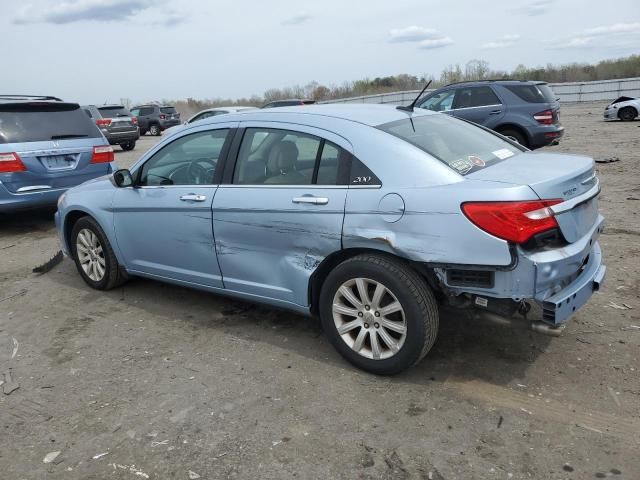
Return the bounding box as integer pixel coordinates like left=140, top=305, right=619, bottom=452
left=113, top=169, right=134, bottom=188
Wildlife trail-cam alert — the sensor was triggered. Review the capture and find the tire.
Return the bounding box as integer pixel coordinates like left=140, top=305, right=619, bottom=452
left=70, top=216, right=127, bottom=290
left=498, top=128, right=529, bottom=148
left=149, top=124, right=161, bottom=136
left=619, top=106, right=637, bottom=122
left=121, top=141, right=136, bottom=151
left=319, top=254, right=439, bottom=375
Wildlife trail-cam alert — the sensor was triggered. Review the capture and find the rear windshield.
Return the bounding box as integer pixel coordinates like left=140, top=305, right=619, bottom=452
left=160, top=106, right=177, bottom=114
left=377, top=114, right=523, bottom=175
left=98, top=106, right=131, bottom=118
left=0, top=102, right=101, bottom=144
left=504, top=84, right=556, bottom=104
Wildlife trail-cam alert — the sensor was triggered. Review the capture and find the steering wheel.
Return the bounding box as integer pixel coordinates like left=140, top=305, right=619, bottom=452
left=187, top=161, right=210, bottom=185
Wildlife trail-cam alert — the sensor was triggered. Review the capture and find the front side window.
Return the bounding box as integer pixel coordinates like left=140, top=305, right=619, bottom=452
left=139, top=129, right=230, bottom=186
left=453, top=86, right=501, bottom=109
left=233, top=128, right=350, bottom=186
left=378, top=114, right=523, bottom=176
left=419, top=90, right=455, bottom=112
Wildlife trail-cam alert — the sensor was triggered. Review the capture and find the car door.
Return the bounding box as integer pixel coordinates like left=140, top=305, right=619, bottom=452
left=212, top=123, right=351, bottom=307
left=450, top=86, right=505, bottom=127
left=112, top=124, right=236, bottom=287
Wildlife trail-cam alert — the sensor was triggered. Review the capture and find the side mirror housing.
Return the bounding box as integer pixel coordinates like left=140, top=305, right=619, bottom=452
left=113, top=169, right=134, bottom=188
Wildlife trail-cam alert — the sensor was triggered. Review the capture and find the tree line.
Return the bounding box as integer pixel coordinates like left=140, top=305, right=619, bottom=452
left=167, top=54, right=640, bottom=116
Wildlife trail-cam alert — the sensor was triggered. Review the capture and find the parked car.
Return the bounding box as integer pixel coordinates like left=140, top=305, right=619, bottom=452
left=0, top=95, right=116, bottom=213
left=262, top=99, right=316, bottom=108
left=130, top=104, right=180, bottom=136
left=82, top=105, right=139, bottom=151
left=55, top=104, right=604, bottom=374
left=185, top=106, right=257, bottom=124
left=416, top=80, right=563, bottom=149
left=603, top=96, right=639, bottom=121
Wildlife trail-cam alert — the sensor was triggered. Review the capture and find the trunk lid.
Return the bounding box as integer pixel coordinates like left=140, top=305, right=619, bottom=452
left=467, top=152, right=598, bottom=242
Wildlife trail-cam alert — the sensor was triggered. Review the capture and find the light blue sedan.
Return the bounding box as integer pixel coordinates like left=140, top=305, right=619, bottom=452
left=55, top=105, right=605, bottom=374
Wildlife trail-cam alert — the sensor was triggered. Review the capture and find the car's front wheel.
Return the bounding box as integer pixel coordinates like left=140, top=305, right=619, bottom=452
left=71, top=217, right=127, bottom=290
left=619, top=106, right=637, bottom=122
left=319, top=254, right=439, bottom=375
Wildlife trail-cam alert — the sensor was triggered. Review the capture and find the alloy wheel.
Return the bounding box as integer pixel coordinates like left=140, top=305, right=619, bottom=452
left=76, top=228, right=106, bottom=282
left=332, top=278, right=407, bottom=360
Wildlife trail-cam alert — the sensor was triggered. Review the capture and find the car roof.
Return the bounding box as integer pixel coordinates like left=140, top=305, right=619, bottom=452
left=193, top=103, right=435, bottom=128
left=442, top=79, right=548, bottom=88
left=0, top=95, right=64, bottom=105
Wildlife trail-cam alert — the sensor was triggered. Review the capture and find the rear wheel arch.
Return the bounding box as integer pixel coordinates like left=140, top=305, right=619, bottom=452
left=495, top=124, right=530, bottom=147
left=308, top=248, right=440, bottom=316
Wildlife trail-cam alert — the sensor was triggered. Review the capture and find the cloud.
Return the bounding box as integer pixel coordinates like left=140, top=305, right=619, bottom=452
left=481, top=34, right=521, bottom=49
left=523, top=0, right=554, bottom=16
left=154, top=12, right=188, bottom=27
left=13, top=0, right=154, bottom=24
left=418, top=37, right=454, bottom=49
left=389, top=26, right=453, bottom=49
left=558, top=22, right=640, bottom=49
left=281, top=14, right=312, bottom=26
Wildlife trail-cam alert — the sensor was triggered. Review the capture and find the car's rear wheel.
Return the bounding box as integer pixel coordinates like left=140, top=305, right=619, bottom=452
left=619, top=107, right=637, bottom=122
left=121, top=141, right=136, bottom=151
left=319, top=254, right=439, bottom=375
left=149, top=124, right=161, bottom=136
left=71, top=217, right=127, bottom=290
left=498, top=128, right=529, bottom=148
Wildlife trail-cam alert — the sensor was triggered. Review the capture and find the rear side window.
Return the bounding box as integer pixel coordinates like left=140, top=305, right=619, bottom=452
left=160, top=107, right=177, bottom=114
left=378, top=114, right=522, bottom=176
left=504, top=84, right=556, bottom=103
left=133, top=107, right=155, bottom=116
left=0, top=103, right=101, bottom=144
left=98, top=106, right=131, bottom=118
left=453, top=86, right=501, bottom=109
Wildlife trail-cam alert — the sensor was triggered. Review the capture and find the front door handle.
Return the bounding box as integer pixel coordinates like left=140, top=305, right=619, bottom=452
left=292, top=196, right=329, bottom=205
left=180, top=194, right=207, bottom=202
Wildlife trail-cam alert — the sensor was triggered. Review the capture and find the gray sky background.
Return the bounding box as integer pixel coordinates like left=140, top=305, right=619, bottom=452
left=1, top=0, right=638, bottom=104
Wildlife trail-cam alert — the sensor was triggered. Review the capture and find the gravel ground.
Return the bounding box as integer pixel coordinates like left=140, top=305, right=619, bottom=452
left=1, top=104, right=639, bottom=480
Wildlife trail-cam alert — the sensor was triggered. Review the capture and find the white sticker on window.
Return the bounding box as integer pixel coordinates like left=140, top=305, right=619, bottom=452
left=492, top=148, right=515, bottom=160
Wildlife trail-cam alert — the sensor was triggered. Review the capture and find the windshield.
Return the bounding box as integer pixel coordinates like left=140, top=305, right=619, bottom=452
left=160, top=107, right=177, bottom=114
left=377, top=113, right=523, bottom=175
left=0, top=102, right=101, bottom=144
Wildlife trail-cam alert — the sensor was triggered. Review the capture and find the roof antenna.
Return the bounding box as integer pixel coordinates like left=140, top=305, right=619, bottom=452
left=396, top=80, right=432, bottom=113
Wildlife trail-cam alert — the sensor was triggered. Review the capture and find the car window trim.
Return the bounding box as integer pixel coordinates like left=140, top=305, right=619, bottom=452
left=133, top=126, right=237, bottom=187
left=448, top=103, right=503, bottom=112
left=223, top=125, right=350, bottom=188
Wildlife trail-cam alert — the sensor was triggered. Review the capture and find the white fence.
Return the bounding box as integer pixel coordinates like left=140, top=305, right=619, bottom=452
left=320, top=77, right=640, bottom=105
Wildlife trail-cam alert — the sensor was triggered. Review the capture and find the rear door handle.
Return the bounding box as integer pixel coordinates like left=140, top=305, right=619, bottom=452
left=180, top=194, right=207, bottom=202
left=292, top=196, right=329, bottom=205
left=489, top=109, right=502, bottom=115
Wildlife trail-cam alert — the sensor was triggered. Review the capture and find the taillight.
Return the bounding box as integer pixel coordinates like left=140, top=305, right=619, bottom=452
left=91, top=145, right=114, bottom=164
left=461, top=200, right=562, bottom=244
left=159, top=114, right=166, bottom=120
left=131, top=116, right=138, bottom=125
left=96, top=118, right=112, bottom=127
left=533, top=109, right=553, bottom=125
left=0, top=152, right=26, bottom=173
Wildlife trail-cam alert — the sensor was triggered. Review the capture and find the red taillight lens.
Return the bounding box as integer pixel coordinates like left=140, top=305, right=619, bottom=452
left=91, top=145, right=114, bottom=164
left=131, top=116, right=138, bottom=125
left=533, top=109, right=553, bottom=125
left=461, top=200, right=562, bottom=244
left=159, top=114, right=166, bottom=120
left=96, top=118, right=112, bottom=127
left=0, top=152, right=26, bottom=173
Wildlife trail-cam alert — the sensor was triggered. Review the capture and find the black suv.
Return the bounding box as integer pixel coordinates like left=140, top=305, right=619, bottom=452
left=83, top=105, right=139, bottom=151
left=416, top=80, right=563, bottom=149
left=130, top=105, right=181, bottom=136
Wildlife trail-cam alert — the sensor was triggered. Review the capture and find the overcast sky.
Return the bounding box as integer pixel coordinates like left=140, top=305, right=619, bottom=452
left=1, top=0, right=638, bottom=104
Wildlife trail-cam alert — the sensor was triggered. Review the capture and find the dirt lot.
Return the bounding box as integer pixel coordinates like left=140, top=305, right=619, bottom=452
left=1, top=103, right=639, bottom=480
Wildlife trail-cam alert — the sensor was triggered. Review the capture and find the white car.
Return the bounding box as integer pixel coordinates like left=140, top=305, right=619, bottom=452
left=603, top=96, right=639, bottom=121
left=186, top=106, right=257, bottom=124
